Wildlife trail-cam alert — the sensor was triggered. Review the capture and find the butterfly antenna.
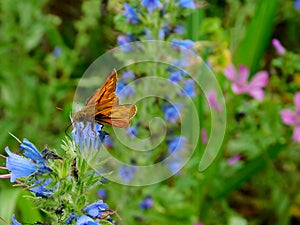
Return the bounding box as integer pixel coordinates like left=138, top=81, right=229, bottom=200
left=8, top=131, right=22, bottom=144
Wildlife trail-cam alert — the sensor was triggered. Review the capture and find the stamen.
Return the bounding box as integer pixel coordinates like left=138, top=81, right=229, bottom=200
left=0, top=153, right=7, bottom=159
left=8, top=131, right=22, bottom=144
left=0, top=216, right=10, bottom=225
left=0, top=174, right=11, bottom=179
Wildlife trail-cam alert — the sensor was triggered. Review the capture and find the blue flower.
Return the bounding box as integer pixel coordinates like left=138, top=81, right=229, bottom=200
left=167, top=155, right=182, bottom=174
left=99, top=131, right=113, bottom=149
left=162, top=103, right=183, bottom=124
left=103, top=137, right=113, bottom=149
left=178, top=0, right=196, bottom=9
left=142, top=0, right=162, bottom=12
left=124, top=3, right=139, bottom=24
left=119, top=165, right=137, bottom=183
left=122, top=70, right=135, bottom=83
left=172, top=55, right=190, bottom=67
left=53, top=46, right=62, bottom=58
left=84, top=200, right=108, bottom=219
left=169, top=70, right=183, bottom=84
left=76, top=215, right=99, bottom=225
left=174, top=25, right=185, bottom=34
left=171, top=39, right=195, bottom=49
left=159, top=25, right=171, bottom=39
left=116, top=82, right=135, bottom=99
left=167, top=136, right=187, bottom=154
left=97, top=189, right=107, bottom=200
left=127, top=126, right=138, bottom=139
left=117, top=35, right=135, bottom=52
left=12, top=215, right=22, bottom=225
left=5, top=147, right=40, bottom=182
left=116, top=82, right=125, bottom=93
left=165, top=107, right=180, bottom=123
left=159, top=25, right=185, bottom=39
left=139, top=196, right=154, bottom=210
left=71, top=122, right=104, bottom=151
left=295, top=0, right=300, bottom=9
left=20, top=138, right=46, bottom=164
left=30, top=178, right=56, bottom=198
left=182, top=78, right=196, bottom=97
left=66, top=212, right=77, bottom=224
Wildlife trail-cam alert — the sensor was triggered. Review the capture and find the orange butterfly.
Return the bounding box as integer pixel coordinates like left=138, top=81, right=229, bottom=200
left=73, top=69, right=137, bottom=128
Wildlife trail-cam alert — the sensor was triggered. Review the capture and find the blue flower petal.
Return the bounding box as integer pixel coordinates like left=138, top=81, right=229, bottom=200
left=20, top=138, right=45, bottom=164
left=84, top=200, right=108, bottom=218
left=171, top=39, right=195, bottom=49
left=12, top=215, right=22, bottom=225
left=30, top=178, right=56, bottom=198
left=142, top=0, right=162, bottom=12
left=71, top=122, right=104, bottom=151
left=76, top=215, right=99, bottom=225
left=182, top=78, right=196, bottom=97
left=118, top=165, right=137, bottom=183
left=127, top=126, right=138, bottom=139
left=124, top=3, right=139, bottom=24
left=5, top=147, right=37, bottom=182
left=66, top=212, right=77, bottom=224
left=178, top=0, right=196, bottom=9
left=167, top=136, right=187, bottom=154
left=139, top=196, right=154, bottom=209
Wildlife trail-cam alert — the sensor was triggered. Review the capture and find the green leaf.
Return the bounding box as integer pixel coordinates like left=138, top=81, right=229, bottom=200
left=0, top=188, right=21, bottom=223
left=234, top=0, right=279, bottom=74
left=17, top=190, right=42, bottom=223
left=210, top=143, right=283, bottom=199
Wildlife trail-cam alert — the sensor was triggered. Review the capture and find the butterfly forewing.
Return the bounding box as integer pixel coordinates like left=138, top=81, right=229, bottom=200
left=86, top=69, right=118, bottom=106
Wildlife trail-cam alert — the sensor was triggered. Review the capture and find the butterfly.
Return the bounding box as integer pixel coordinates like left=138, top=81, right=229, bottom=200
left=73, top=69, right=137, bottom=128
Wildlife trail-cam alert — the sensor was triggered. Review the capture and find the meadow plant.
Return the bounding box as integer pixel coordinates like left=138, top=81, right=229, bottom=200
left=1, top=0, right=300, bottom=224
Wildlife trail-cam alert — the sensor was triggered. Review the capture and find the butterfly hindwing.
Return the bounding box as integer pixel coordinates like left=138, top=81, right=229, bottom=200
left=95, top=104, right=137, bottom=128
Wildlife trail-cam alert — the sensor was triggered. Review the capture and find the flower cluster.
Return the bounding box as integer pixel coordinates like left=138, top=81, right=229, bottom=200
left=66, top=200, right=111, bottom=225
left=116, top=70, right=136, bottom=99
left=113, top=0, right=198, bottom=186
left=1, top=139, right=53, bottom=196
left=166, top=136, right=187, bottom=174
left=1, top=121, right=115, bottom=224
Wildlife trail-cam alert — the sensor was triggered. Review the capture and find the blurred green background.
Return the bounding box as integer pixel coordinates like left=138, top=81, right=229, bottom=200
left=0, top=0, right=300, bottom=224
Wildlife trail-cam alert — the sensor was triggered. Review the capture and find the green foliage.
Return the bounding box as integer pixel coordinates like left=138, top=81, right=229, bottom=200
left=1, top=0, right=300, bottom=224
left=233, top=0, right=279, bottom=74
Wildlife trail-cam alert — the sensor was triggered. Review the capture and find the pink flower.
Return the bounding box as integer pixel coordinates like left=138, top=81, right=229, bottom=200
left=227, top=154, right=241, bottom=166
left=272, top=38, right=286, bottom=55
left=201, top=129, right=208, bottom=144
left=223, top=64, right=269, bottom=101
left=280, top=92, right=300, bottom=142
left=207, top=90, right=222, bottom=112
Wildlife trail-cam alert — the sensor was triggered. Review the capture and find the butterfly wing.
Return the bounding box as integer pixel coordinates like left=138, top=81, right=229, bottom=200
left=82, top=69, right=136, bottom=128
left=86, top=69, right=119, bottom=107
left=95, top=104, right=137, bottom=128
